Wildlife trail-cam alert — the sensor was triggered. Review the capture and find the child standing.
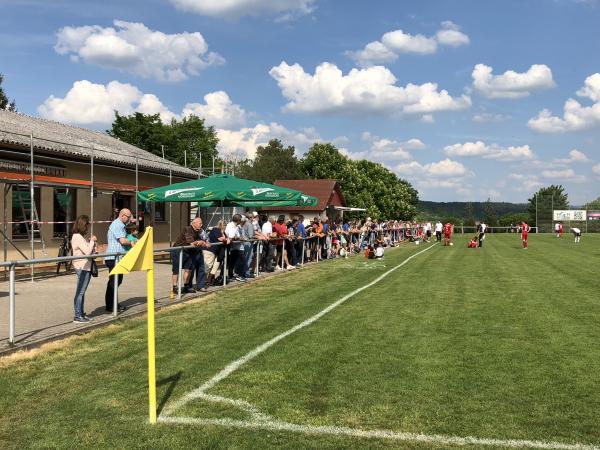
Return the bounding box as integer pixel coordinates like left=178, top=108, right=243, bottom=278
left=125, top=223, right=139, bottom=251
left=374, top=243, right=384, bottom=259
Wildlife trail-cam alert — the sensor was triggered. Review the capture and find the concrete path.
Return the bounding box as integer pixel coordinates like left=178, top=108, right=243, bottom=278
left=0, top=261, right=230, bottom=353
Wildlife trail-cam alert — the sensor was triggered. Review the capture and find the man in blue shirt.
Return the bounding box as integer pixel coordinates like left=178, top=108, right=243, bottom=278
left=104, top=208, right=134, bottom=312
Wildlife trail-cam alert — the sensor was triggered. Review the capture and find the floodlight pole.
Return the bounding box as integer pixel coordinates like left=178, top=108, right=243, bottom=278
left=169, top=160, right=172, bottom=246
left=535, top=194, right=538, bottom=232
left=90, top=148, right=95, bottom=235
left=30, top=133, right=34, bottom=282
left=135, top=156, right=139, bottom=225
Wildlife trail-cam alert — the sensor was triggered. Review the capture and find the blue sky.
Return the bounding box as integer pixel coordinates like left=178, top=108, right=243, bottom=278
left=1, top=0, right=599, bottom=204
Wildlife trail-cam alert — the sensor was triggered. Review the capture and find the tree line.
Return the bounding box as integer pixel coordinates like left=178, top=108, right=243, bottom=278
left=107, top=112, right=419, bottom=220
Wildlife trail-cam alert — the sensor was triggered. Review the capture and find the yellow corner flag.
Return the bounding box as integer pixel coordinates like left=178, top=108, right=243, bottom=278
left=110, top=226, right=158, bottom=424
left=110, top=226, right=154, bottom=275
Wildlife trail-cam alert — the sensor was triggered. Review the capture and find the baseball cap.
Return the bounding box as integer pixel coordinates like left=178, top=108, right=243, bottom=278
left=251, top=211, right=258, bottom=217
left=240, top=215, right=247, bottom=221
left=277, top=214, right=285, bottom=222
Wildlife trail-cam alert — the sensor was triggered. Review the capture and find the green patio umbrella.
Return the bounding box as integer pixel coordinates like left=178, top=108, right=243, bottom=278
left=137, top=173, right=318, bottom=207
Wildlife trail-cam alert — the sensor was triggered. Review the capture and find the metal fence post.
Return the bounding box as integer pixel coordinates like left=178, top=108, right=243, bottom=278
left=317, top=238, right=320, bottom=262
left=177, top=248, right=183, bottom=300
left=9, top=264, right=15, bottom=346
left=223, top=249, right=227, bottom=286
left=255, top=242, right=260, bottom=277
left=113, top=262, right=118, bottom=317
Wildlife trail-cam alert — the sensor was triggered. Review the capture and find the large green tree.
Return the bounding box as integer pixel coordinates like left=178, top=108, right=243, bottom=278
left=107, top=112, right=219, bottom=170
left=236, top=139, right=305, bottom=183
left=302, top=143, right=418, bottom=220
left=498, top=212, right=530, bottom=227
left=527, top=185, right=569, bottom=229
left=483, top=198, right=499, bottom=226
left=0, top=73, right=17, bottom=111
left=464, top=202, right=475, bottom=226
left=584, top=196, right=600, bottom=211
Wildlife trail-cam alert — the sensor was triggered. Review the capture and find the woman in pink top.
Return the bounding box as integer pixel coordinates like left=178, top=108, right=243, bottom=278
left=71, top=215, right=97, bottom=323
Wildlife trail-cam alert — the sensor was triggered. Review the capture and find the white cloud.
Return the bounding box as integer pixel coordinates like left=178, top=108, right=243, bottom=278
left=472, top=112, right=511, bottom=123
left=528, top=73, right=600, bottom=132
left=348, top=133, right=426, bottom=163
left=541, top=169, right=587, bottom=183
left=489, top=145, right=535, bottom=162
left=168, top=0, right=316, bottom=20
left=182, top=91, right=247, bottom=129
left=444, top=141, right=487, bottom=157
left=472, top=63, right=555, bottom=99
left=444, top=141, right=535, bottom=162
left=347, top=21, right=469, bottom=66
left=508, top=173, right=543, bottom=192
left=38, top=80, right=148, bottom=124
left=554, top=149, right=590, bottom=164
left=217, top=122, right=338, bottom=159
left=395, top=158, right=470, bottom=178
left=593, top=164, right=600, bottom=175
left=575, top=73, right=600, bottom=101
left=136, top=93, right=179, bottom=123
left=435, top=21, right=471, bottom=47
left=269, top=62, right=470, bottom=117
left=55, top=20, right=224, bottom=82
left=38, top=80, right=247, bottom=128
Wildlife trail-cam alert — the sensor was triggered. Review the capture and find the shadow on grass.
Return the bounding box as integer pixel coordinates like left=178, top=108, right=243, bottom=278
left=157, top=370, right=183, bottom=415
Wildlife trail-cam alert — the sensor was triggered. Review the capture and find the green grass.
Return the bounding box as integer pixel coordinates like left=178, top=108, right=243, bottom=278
left=1, top=234, right=599, bottom=449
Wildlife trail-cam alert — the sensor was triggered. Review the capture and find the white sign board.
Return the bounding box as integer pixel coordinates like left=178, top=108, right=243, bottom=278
left=553, top=210, right=586, bottom=221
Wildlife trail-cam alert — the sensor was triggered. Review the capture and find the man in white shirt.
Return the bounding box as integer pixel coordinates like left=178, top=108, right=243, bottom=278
left=261, top=215, right=276, bottom=271
left=425, top=222, right=432, bottom=242
left=571, top=227, right=581, bottom=243
left=225, top=214, right=246, bottom=282
left=434, top=221, right=443, bottom=242
left=478, top=221, right=486, bottom=247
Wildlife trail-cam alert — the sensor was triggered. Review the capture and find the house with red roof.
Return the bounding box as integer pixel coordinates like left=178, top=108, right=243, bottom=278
left=261, top=179, right=347, bottom=220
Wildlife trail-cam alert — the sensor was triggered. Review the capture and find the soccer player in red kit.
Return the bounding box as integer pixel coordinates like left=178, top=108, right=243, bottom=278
left=443, top=222, right=453, bottom=246
left=521, top=221, right=530, bottom=249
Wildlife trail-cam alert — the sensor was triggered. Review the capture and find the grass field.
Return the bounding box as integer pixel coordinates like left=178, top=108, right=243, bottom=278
left=1, top=234, right=599, bottom=450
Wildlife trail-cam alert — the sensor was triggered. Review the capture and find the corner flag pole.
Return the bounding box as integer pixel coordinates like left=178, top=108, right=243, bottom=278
left=109, top=226, right=157, bottom=424
left=147, top=265, right=157, bottom=424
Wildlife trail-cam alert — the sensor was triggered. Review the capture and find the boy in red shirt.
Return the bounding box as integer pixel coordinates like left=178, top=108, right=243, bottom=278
left=521, top=221, right=530, bottom=249
left=443, top=223, right=453, bottom=246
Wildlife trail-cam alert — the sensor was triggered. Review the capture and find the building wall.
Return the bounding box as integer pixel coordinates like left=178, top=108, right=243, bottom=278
left=1, top=155, right=192, bottom=261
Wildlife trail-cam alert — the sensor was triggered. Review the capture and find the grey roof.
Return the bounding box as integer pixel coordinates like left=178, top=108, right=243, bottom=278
left=0, top=109, right=197, bottom=178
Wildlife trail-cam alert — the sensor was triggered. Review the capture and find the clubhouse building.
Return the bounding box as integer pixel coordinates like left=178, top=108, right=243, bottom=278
left=0, top=109, right=195, bottom=262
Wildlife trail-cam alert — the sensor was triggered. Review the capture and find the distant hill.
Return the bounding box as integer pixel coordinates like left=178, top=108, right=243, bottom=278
left=418, top=201, right=527, bottom=219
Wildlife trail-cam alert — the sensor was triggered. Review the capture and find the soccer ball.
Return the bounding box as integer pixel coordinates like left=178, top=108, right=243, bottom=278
left=450, top=242, right=454, bottom=246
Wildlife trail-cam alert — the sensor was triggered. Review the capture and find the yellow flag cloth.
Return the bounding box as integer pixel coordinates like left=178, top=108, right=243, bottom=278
left=110, top=226, right=154, bottom=275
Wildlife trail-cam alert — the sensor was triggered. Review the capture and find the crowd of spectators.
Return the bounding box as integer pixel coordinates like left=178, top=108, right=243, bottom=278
left=168, top=214, right=440, bottom=292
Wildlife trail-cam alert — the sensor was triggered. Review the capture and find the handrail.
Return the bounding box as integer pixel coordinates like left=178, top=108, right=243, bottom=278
left=0, top=233, right=368, bottom=269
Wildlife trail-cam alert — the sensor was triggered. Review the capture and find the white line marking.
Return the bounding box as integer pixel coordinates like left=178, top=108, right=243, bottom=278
left=163, top=243, right=437, bottom=415
left=159, top=242, right=599, bottom=449
left=158, top=416, right=600, bottom=450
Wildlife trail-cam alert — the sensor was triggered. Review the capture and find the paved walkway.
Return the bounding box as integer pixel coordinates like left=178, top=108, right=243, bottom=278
left=0, top=261, right=246, bottom=353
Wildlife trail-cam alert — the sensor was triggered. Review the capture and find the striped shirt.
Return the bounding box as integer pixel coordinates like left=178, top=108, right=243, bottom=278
left=105, top=218, right=127, bottom=261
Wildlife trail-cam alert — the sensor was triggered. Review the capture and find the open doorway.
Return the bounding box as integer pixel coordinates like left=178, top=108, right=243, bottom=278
left=111, top=193, right=132, bottom=220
